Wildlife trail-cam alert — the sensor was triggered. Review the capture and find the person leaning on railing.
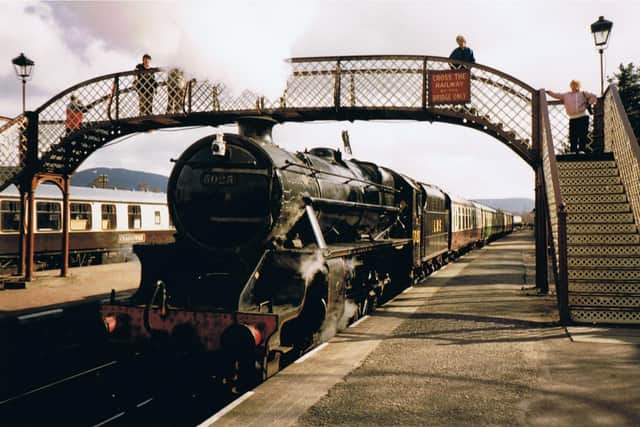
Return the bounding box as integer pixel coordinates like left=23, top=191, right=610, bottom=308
left=546, top=80, right=597, bottom=154
left=449, top=35, right=475, bottom=70
left=166, top=68, right=185, bottom=114
left=65, top=94, right=89, bottom=135
left=134, top=53, right=157, bottom=116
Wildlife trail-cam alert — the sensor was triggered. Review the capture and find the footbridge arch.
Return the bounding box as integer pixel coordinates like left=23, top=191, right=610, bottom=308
left=0, top=55, right=572, bottom=305
left=0, top=55, right=574, bottom=190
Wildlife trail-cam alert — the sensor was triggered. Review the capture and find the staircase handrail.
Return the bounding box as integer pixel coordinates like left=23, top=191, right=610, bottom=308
left=538, top=90, right=570, bottom=323
left=603, top=84, right=640, bottom=227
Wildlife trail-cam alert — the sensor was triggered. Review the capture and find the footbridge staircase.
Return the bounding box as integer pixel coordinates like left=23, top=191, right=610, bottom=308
left=0, top=55, right=639, bottom=324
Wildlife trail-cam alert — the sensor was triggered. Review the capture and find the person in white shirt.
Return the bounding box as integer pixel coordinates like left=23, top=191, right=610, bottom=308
left=546, top=80, right=597, bottom=154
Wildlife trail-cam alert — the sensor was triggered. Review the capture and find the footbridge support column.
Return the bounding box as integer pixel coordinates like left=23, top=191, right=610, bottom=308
left=535, top=167, right=549, bottom=293
left=26, top=179, right=35, bottom=282
left=18, top=189, right=27, bottom=276
left=532, top=94, right=548, bottom=294
left=61, top=175, right=70, bottom=277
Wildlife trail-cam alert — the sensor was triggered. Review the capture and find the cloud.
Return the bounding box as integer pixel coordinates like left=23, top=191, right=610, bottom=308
left=47, top=0, right=318, bottom=99
left=3, top=0, right=640, bottom=200
left=0, top=2, right=138, bottom=116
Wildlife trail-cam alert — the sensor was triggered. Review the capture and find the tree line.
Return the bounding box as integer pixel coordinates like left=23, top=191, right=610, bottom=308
left=609, top=63, right=640, bottom=139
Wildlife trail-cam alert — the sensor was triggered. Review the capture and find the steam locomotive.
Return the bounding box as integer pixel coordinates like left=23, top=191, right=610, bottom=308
left=100, top=118, right=513, bottom=386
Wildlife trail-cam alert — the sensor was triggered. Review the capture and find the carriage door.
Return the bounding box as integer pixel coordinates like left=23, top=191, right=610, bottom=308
left=412, top=189, right=421, bottom=268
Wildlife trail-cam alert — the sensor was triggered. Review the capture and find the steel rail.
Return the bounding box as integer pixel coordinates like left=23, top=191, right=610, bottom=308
left=0, top=360, right=118, bottom=406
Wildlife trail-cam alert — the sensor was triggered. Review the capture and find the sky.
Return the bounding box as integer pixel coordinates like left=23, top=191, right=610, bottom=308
left=1, top=0, right=639, bottom=200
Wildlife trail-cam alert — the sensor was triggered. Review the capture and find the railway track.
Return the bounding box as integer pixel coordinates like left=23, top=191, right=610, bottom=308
left=0, top=258, right=440, bottom=425
left=0, top=351, right=233, bottom=426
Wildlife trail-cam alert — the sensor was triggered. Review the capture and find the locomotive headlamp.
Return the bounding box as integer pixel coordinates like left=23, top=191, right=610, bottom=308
left=211, top=133, right=226, bottom=157
left=103, top=314, right=118, bottom=334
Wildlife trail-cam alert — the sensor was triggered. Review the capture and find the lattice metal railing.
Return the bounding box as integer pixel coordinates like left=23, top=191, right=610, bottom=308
left=547, top=100, right=595, bottom=154
left=0, top=55, right=563, bottom=189
left=539, top=90, right=569, bottom=322
left=36, top=68, right=184, bottom=159
left=0, top=116, right=28, bottom=186
left=604, top=85, right=640, bottom=228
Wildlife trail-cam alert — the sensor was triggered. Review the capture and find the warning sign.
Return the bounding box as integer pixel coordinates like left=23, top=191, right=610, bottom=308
left=428, top=70, right=471, bottom=105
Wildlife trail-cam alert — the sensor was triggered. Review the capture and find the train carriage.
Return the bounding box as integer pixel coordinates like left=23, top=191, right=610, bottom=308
left=0, top=185, right=174, bottom=269
left=448, top=194, right=481, bottom=253
left=418, top=183, right=449, bottom=269
left=473, top=201, right=497, bottom=244
left=504, top=212, right=514, bottom=233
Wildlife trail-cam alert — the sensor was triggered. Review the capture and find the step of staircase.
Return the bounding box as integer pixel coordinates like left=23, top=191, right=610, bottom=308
left=557, top=159, right=617, bottom=169
left=559, top=175, right=621, bottom=186
left=567, top=244, right=640, bottom=256
left=560, top=184, right=624, bottom=195
left=567, top=203, right=633, bottom=217
left=570, top=309, right=640, bottom=324
left=567, top=223, right=637, bottom=234
left=564, top=193, right=628, bottom=204
left=569, top=294, right=640, bottom=308
left=568, top=256, right=640, bottom=268
left=559, top=167, right=619, bottom=178
left=568, top=268, right=640, bottom=281
left=568, top=233, right=640, bottom=245
left=567, top=212, right=634, bottom=224
left=569, top=281, right=640, bottom=294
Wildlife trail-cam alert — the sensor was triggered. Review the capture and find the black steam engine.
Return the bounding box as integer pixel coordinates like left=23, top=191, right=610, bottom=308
left=101, top=118, right=415, bottom=383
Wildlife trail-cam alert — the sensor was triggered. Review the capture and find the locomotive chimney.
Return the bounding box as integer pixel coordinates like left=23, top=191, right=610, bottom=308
left=237, top=116, right=277, bottom=144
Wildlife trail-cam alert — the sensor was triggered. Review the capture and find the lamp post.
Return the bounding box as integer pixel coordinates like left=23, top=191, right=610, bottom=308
left=11, top=53, right=35, bottom=113
left=590, top=16, right=613, bottom=95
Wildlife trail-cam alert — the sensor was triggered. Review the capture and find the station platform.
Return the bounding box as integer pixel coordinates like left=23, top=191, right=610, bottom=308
left=206, top=230, right=640, bottom=427
left=0, top=261, right=140, bottom=320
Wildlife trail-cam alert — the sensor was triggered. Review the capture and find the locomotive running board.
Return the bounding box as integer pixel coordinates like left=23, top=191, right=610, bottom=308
left=323, top=239, right=411, bottom=258
left=302, top=196, right=407, bottom=256
left=302, top=196, right=400, bottom=216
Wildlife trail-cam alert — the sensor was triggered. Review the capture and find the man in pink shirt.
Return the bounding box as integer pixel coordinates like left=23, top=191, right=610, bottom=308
left=546, top=80, right=597, bottom=154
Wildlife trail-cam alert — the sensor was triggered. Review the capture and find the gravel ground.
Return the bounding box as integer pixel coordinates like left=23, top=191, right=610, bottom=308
left=295, top=231, right=640, bottom=426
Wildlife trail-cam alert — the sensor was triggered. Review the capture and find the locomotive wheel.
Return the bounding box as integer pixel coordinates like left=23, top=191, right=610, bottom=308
left=361, top=298, right=369, bottom=317
left=221, top=356, right=260, bottom=395
left=368, top=294, right=378, bottom=313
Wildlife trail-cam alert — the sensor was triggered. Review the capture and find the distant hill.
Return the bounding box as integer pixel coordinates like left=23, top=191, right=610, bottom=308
left=474, top=198, right=534, bottom=213
left=70, top=169, right=534, bottom=214
left=72, top=168, right=168, bottom=192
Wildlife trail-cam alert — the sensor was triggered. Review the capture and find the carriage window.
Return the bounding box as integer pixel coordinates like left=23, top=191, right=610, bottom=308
left=102, top=204, right=117, bottom=230
left=1, top=200, right=20, bottom=231
left=71, top=203, right=92, bottom=230
left=37, top=202, right=61, bottom=231
left=128, top=205, right=142, bottom=229
left=154, top=210, right=161, bottom=225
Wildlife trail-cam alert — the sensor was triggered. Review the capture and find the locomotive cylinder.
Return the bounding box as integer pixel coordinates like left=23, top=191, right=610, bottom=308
left=221, top=323, right=263, bottom=353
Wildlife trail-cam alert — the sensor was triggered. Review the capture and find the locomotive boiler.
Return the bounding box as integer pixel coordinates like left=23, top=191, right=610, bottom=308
left=100, top=118, right=413, bottom=383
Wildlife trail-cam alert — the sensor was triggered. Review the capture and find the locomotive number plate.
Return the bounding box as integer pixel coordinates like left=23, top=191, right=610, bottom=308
left=202, top=173, right=235, bottom=186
